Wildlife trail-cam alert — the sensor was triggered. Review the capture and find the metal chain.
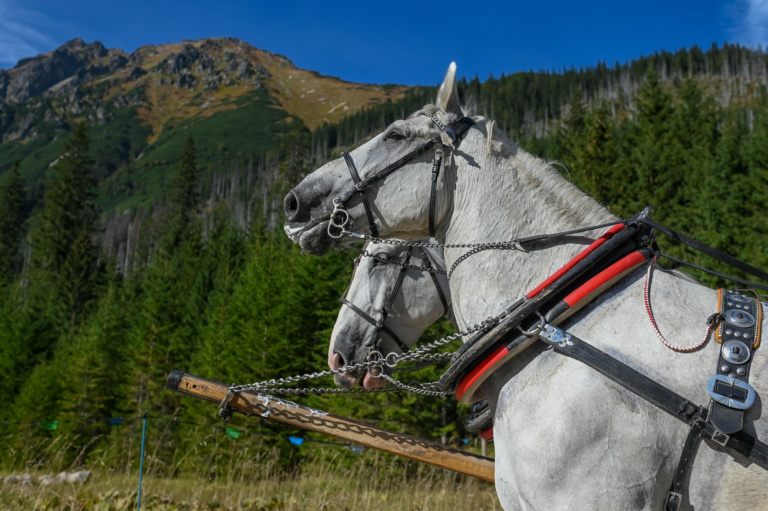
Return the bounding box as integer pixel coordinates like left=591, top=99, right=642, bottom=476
left=340, top=244, right=446, bottom=274
left=381, top=374, right=449, bottom=397
left=246, top=386, right=406, bottom=395
left=392, top=357, right=451, bottom=373
left=448, top=242, right=524, bottom=279
left=234, top=216, right=625, bottom=397
left=342, top=230, right=524, bottom=252
left=338, top=218, right=634, bottom=279
left=339, top=231, right=527, bottom=279
left=231, top=305, right=512, bottom=396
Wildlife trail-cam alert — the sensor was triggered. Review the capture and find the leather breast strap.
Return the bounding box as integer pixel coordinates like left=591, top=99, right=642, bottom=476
left=343, top=152, right=379, bottom=238
left=536, top=324, right=768, bottom=511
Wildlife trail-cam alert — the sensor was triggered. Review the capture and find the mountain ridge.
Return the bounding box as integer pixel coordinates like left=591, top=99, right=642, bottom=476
left=0, top=37, right=406, bottom=214
left=0, top=36, right=405, bottom=137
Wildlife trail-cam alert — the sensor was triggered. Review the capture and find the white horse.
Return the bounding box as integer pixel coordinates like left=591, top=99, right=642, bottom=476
left=285, top=63, right=768, bottom=510
left=329, top=241, right=453, bottom=390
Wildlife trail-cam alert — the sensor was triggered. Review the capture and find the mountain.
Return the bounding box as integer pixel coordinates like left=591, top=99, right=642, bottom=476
left=2, top=39, right=767, bottom=273
left=1, top=39, right=767, bottom=478
left=0, top=37, right=405, bottom=211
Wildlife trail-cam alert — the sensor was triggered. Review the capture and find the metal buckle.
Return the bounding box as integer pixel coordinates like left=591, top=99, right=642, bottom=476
left=218, top=387, right=236, bottom=423
left=664, top=491, right=682, bottom=511
left=539, top=324, right=573, bottom=348
left=711, top=429, right=730, bottom=447
left=706, top=374, right=756, bottom=410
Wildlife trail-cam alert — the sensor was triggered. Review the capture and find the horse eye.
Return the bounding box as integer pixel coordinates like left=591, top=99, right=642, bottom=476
left=385, top=131, right=404, bottom=141
left=372, top=254, right=389, bottom=265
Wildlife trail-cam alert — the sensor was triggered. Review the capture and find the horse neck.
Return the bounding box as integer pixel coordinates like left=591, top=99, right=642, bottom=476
left=441, top=130, right=616, bottom=329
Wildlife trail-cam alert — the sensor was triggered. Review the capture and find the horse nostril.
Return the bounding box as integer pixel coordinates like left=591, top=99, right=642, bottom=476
left=331, top=352, right=345, bottom=370
left=284, top=190, right=301, bottom=221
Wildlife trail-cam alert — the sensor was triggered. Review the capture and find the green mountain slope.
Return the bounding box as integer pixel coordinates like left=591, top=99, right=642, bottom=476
left=0, top=38, right=406, bottom=212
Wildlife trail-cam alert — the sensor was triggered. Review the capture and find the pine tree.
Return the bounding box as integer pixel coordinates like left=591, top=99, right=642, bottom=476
left=28, top=123, right=99, bottom=334
left=626, top=70, right=677, bottom=215
left=0, top=161, right=25, bottom=281
left=31, top=123, right=97, bottom=275
left=166, top=133, right=201, bottom=249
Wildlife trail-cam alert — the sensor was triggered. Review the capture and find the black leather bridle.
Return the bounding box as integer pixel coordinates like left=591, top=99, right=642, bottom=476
left=328, top=111, right=475, bottom=240
left=339, top=245, right=450, bottom=355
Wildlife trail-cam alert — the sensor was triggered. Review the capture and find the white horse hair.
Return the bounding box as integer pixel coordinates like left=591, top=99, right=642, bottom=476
left=329, top=241, right=453, bottom=390
left=285, top=62, right=768, bottom=510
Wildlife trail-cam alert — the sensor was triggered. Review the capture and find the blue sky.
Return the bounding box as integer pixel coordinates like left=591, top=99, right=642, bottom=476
left=1, top=0, right=766, bottom=85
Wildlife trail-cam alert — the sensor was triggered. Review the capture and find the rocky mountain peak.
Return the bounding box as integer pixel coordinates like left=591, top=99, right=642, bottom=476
left=0, top=38, right=126, bottom=106
left=0, top=36, right=404, bottom=146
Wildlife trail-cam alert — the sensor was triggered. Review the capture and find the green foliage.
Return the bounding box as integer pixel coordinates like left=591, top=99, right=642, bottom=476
left=2, top=45, right=768, bottom=477
left=28, top=123, right=100, bottom=334
left=118, top=89, right=295, bottom=211
left=521, top=72, right=768, bottom=288
left=0, top=161, right=25, bottom=280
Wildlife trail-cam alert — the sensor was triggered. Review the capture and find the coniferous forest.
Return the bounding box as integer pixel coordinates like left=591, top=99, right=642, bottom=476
left=0, top=42, right=767, bottom=483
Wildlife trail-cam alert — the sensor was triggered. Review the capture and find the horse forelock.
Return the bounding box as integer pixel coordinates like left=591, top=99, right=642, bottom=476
left=419, top=103, right=466, bottom=125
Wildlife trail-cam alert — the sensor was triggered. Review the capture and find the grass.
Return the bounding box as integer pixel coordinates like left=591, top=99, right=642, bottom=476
left=0, top=450, right=500, bottom=510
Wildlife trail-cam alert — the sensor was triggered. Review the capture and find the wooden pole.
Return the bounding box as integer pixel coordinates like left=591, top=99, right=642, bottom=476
left=166, top=370, right=494, bottom=483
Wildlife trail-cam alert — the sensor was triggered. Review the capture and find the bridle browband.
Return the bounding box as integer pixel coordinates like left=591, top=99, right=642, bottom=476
left=329, top=111, right=475, bottom=240
left=339, top=245, right=450, bottom=355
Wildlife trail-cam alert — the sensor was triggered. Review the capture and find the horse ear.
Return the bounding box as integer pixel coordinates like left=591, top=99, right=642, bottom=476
left=436, top=62, right=462, bottom=116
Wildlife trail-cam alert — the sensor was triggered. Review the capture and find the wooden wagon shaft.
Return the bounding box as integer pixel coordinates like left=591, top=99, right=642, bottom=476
left=166, top=370, right=495, bottom=483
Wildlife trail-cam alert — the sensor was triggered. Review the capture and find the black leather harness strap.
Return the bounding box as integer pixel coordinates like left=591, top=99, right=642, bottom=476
left=420, top=247, right=449, bottom=316
left=428, top=149, right=443, bottom=238
left=660, top=251, right=768, bottom=293
left=338, top=296, right=409, bottom=352
left=331, top=116, right=475, bottom=239
left=538, top=324, right=768, bottom=469
left=664, top=417, right=706, bottom=511
left=465, top=398, right=493, bottom=433
left=343, top=152, right=379, bottom=238
left=665, top=289, right=762, bottom=511
left=339, top=247, right=414, bottom=353
left=640, top=218, right=768, bottom=284
left=708, top=290, right=762, bottom=432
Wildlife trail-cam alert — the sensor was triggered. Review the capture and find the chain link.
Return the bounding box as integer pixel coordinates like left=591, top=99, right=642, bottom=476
left=341, top=244, right=446, bottom=274
left=239, top=219, right=620, bottom=398
left=339, top=234, right=525, bottom=278
left=247, top=386, right=405, bottom=395
left=381, top=374, right=450, bottom=396
left=231, top=303, right=512, bottom=397
left=343, top=230, right=524, bottom=252
left=447, top=242, right=524, bottom=278
left=339, top=231, right=525, bottom=279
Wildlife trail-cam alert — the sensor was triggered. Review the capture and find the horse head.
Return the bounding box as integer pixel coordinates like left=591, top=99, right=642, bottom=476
left=284, top=63, right=469, bottom=255
left=329, top=241, right=452, bottom=389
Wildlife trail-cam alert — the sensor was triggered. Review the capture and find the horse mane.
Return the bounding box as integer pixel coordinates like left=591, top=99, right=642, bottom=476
left=420, top=102, right=612, bottom=226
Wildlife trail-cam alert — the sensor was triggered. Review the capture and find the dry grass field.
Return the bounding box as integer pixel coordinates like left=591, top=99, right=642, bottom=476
left=0, top=450, right=500, bottom=510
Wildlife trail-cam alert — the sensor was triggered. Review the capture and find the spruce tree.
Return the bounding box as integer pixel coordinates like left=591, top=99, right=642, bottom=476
left=627, top=70, right=676, bottom=215
left=29, top=122, right=99, bottom=334
left=0, top=161, right=25, bottom=281
left=166, top=133, right=201, bottom=248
